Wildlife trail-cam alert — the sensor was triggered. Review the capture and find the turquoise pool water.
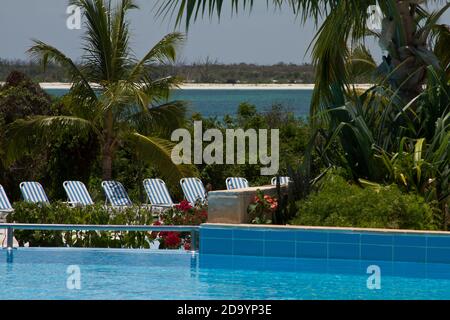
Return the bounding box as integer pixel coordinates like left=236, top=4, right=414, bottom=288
left=2, top=248, right=450, bottom=300
left=45, top=89, right=313, bottom=118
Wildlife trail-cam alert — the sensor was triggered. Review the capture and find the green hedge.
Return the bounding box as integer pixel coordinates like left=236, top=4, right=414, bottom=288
left=291, top=174, right=438, bottom=230
left=7, top=202, right=155, bottom=248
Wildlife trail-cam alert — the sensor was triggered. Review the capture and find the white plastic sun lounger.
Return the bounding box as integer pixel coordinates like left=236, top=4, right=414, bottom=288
left=226, top=177, right=250, bottom=190
left=143, top=179, right=177, bottom=210
left=63, top=181, right=94, bottom=207
left=180, top=178, right=207, bottom=206
left=101, top=181, right=133, bottom=208
left=20, top=181, right=50, bottom=205
left=0, top=184, right=14, bottom=220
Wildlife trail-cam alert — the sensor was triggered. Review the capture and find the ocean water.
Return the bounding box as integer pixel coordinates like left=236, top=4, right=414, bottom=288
left=2, top=248, right=450, bottom=300
left=46, top=89, right=312, bottom=118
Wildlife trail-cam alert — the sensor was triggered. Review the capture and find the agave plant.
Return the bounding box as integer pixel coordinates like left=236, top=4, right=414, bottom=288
left=321, top=66, right=449, bottom=223
left=5, top=0, right=194, bottom=184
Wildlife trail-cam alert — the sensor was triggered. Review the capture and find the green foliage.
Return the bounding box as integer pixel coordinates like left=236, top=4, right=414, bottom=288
left=4, top=0, right=193, bottom=184
left=7, top=202, right=155, bottom=248
left=247, top=190, right=278, bottom=224
left=190, top=103, right=314, bottom=190
left=0, top=72, right=99, bottom=202
left=292, top=174, right=438, bottom=230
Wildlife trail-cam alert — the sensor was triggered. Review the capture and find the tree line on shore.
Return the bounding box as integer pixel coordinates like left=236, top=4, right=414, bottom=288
left=0, top=58, right=317, bottom=84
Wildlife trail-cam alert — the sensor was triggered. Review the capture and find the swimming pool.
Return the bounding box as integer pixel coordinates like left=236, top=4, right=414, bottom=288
left=3, top=224, right=450, bottom=300
left=2, top=246, right=450, bottom=300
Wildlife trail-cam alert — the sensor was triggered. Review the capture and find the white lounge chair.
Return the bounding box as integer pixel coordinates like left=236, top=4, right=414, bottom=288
left=226, top=177, right=250, bottom=190
left=63, top=181, right=94, bottom=207
left=143, top=179, right=177, bottom=210
left=0, top=184, right=14, bottom=221
left=101, top=181, right=133, bottom=208
left=20, top=182, right=50, bottom=204
left=180, top=178, right=207, bottom=206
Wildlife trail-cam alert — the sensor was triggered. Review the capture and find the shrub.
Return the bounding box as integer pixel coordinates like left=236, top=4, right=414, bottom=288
left=247, top=190, right=278, bottom=224
left=291, top=174, right=438, bottom=230
left=150, top=201, right=208, bottom=250
left=7, top=202, right=155, bottom=248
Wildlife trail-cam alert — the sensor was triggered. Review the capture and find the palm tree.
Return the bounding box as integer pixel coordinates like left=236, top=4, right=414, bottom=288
left=5, top=0, right=194, bottom=184
left=157, top=0, right=450, bottom=119
left=157, top=0, right=449, bottom=220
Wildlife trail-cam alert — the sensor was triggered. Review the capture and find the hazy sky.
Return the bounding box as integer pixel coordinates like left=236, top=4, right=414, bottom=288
left=1, top=0, right=449, bottom=64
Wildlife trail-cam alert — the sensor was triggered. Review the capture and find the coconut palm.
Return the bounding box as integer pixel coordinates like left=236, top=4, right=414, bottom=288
left=5, top=0, right=194, bottom=184
left=157, top=0, right=450, bottom=119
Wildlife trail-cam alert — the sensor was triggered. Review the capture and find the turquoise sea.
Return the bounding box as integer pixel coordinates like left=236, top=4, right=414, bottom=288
left=46, top=89, right=313, bottom=118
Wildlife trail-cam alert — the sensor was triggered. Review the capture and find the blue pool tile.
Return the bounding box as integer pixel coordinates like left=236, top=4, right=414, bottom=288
left=265, top=230, right=296, bottom=242
left=296, top=242, right=327, bottom=259
left=295, top=230, right=328, bottom=243
left=427, top=235, right=450, bottom=248
left=199, top=254, right=233, bottom=269
left=361, top=233, right=393, bottom=246
left=327, top=260, right=361, bottom=275
left=329, top=232, right=360, bottom=244
left=232, top=256, right=266, bottom=271
left=200, top=227, right=233, bottom=239
left=427, top=248, right=450, bottom=264
left=393, top=234, right=426, bottom=247
left=201, top=238, right=233, bottom=255
left=393, top=261, right=427, bottom=278
left=295, top=258, right=328, bottom=274
left=265, top=241, right=295, bottom=258
left=426, top=263, right=450, bottom=279
left=329, top=243, right=360, bottom=260
left=264, top=257, right=296, bottom=272
left=233, top=229, right=265, bottom=240
left=361, top=245, right=392, bottom=261
left=233, top=240, right=264, bottom=256
left=393, top=246, right=426, bottom=263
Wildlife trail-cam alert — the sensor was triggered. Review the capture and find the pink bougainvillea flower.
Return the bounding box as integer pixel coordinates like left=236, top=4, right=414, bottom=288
left=165, top=232, right=182, bottom=248
left=176, top=200, right=193, bottom=212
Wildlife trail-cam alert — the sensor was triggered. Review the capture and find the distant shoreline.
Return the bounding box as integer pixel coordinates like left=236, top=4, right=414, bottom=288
left=0, top=82, right=373, bottom=90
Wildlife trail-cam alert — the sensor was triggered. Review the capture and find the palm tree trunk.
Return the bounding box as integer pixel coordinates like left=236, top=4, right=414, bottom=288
left=385, top=1, right=427, bottom=103
left=102, top=110, right=114, bottom=180
left=102, top=147, right=113, bottom=180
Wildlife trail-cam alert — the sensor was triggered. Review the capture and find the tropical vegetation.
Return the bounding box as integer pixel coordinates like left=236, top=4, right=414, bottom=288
left=0, top=0, right=449, bottom=237
left=0, top=59, right=317, bottom=84
left=7, top=202, right=154, bottom=248
left=4, top=0, right=193, bottom=186
left=159, top=0, right=450, bottom=228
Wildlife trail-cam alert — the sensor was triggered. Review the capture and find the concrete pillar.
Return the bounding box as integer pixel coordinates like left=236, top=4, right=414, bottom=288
left=207, top=185, right=288, bottom=224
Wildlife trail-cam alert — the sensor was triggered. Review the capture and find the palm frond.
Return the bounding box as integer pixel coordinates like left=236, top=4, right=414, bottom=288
left=124, top=101, right=187, bottom=137
left=128, top=32, right=185, bottom=83
left=28, top=40, right=97, bottom=100
left=4, top=116, right=96, bottom=166
left=124, top=132, right=197, bottom=187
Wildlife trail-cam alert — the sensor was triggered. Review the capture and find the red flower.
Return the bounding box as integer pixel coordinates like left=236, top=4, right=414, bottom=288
left=184, top=241, right=191, bottom=251
left=176, top=200, right=193, bottom=212
left=164, top=232, right=181, bottom=248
